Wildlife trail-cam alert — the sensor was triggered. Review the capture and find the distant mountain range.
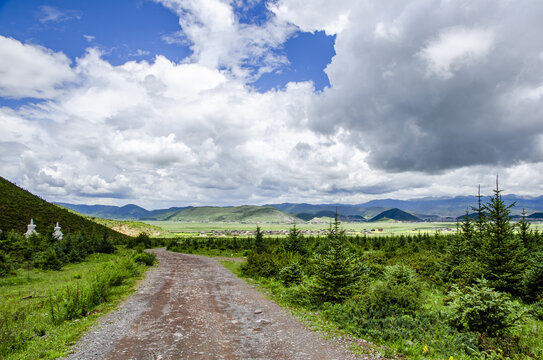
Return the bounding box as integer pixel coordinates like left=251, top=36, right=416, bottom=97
left=269, top=195, right=543, bottom=219
left=56, top=203, right=190, bottom=221
left=57, top=203, right=299, bottom=223
left=56, top=194, right=543, bottom=223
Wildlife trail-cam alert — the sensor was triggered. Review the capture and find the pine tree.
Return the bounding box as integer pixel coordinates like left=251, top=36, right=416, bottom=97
left=309, top=213, right=363, bottom=303
left=446, top=208, right=482, bottom=285
left=253, top=225, right=266, bottom=254
left=481, top=177, right=526, bottom=294
left=470, top=184, right=486, bottom=250
left=516, top=208, right=533, bottom=250
left=450, top=208, right=474, bottom=264
left=282, top=223, right=306, bottom=254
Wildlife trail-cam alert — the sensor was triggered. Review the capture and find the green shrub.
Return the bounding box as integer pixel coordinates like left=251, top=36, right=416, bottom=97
left=529, top=301, right=543, bottom=321
left=0, top=302, right=33, bottom=356
left=127, top=232, right=151, bottom=249
left=34, top=249, right=62, bottom=271
left=131, top=251, right=156, bottom=266
left=278, top=263, right=303, bottom=286
left=522, top=251, right=543, bottom=301
left=90, top=234, right=116, bottom=254
left=49, top=285, right=86, bottom=323
left=241, top=251, right=301, bottom=279
left=444, top=261, right=483, bottom=290
left=323, top=302, right=479, bottom=358
left=306, top=237, right=365, bottom=304
left=166, top=239, right=179, bottom=250
left=361, top=264, right=424, bottom=317
left=447, top=278, right=522, bottom=337
left=0, top=250, right=13, bottom=276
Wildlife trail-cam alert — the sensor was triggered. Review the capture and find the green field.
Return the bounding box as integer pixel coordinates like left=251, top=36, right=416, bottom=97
left=0, top=250, right=150, bottom=359
left=144, top=220, right=458, bottom=235
left=144, top=220, right=543, bottom=237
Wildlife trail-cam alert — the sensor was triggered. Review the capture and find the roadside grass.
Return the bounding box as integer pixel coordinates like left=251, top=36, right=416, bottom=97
left=0, top=249, right=150, bottom=360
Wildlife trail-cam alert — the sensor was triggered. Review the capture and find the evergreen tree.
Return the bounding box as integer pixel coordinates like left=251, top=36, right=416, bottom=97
left=470, top=184, right=486, bottom=249
left=282, top=223, right=306, bottom=254
left=481, top=177, right=526, bottom=294
left=449, top=209, right=474, bottom=265
left=446, top=208, right=482, bottom=286
left=516, top=208, right=534, bottom=250
left=253, top=226, right=266, bottom=254
left=308, top=214, right=363, bottom=303
left=460, top=208, right=475, bottom=253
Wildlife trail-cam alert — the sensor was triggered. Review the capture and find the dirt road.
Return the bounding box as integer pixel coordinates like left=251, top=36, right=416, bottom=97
left=64, top=249, right=379, bottom=360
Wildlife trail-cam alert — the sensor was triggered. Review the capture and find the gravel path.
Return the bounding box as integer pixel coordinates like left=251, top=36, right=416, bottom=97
left=64, top=248, right=382, bottom=360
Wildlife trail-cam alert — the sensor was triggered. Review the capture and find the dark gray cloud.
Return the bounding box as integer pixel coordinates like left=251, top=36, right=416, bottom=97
left=310, top=0, right=543, bottom=172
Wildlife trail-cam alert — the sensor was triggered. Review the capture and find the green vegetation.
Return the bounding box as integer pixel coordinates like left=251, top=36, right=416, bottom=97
left=167, top=181, right=543, bottom=359
left=155, top=205, right=299, bottom=223
left=0, top=250, right=153, bottom=359
left=369, top=208, right=420, bottom=222
left=89, top=218, right=164, bottom=237
left=0, top=177, right=126, bottom=241
left=145, top=220, right=462, bottom=236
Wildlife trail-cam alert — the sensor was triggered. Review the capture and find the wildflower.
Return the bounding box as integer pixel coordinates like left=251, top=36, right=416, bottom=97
left=423, top=345, right=429, bottom=354
left=449, top=357, right=454, bottom=360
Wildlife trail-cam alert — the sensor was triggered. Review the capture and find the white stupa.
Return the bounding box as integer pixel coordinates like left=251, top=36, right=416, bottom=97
left=52, top=222, right=63, bottom=240
left=24, top=218, right=38, bottom=238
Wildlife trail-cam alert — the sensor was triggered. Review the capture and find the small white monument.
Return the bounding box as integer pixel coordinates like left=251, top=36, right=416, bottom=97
left=52, top=222, right=63, bottom=240
left=25, top=218, right=38, bottom=238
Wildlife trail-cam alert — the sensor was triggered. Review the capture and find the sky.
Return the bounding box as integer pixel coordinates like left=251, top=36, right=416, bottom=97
left=1, top=0, right=543, bottom=209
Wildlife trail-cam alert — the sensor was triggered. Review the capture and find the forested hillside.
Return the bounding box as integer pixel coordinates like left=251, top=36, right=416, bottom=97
left=0, top=177, right=125, bottom=240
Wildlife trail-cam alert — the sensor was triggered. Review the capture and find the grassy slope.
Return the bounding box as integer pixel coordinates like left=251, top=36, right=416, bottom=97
left=0, top=177, right=127, bottom=241
left=92, top=218, right=164, bottom=237
left=165, top=205, right=299, bottom=223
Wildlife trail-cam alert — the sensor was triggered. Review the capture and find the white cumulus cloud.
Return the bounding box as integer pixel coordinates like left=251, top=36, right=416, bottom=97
left=0, top=36, right=76, bottom=99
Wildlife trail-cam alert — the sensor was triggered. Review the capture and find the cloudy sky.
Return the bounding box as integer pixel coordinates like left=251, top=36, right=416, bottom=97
left=1, top=0, right=543, bottom=209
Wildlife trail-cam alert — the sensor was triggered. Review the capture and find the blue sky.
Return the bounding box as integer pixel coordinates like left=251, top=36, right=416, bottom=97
left=0, top=0, right=334, bottom=97
left=1, top=0, right=543, bottom=208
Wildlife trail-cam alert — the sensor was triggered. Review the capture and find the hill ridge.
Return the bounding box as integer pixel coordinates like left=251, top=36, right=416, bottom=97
left=0, top=177, right=127, bottom=239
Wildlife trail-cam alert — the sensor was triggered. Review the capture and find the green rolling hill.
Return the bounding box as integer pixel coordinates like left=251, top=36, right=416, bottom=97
left=0, top=176, right=127, bottom=240
left=369, top=208, right=420, bottom=222
left=163, top=205, right=300, bottom=223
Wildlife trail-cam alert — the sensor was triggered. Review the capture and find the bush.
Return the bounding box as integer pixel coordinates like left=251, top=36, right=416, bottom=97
left=131, top=251, right=156, bottom=266
left=278, top=263, right=303, bottom=286
left=361, top=264, right=424, bottom=317
left=91, top=234, right=116, bottom=254
left=323, top=303, right=480, bottom=358
left=241, top=251, right=301, bottom=279
left=447, top=278, right=522, bottom=337
left=0, top=250, right=12, bottom=277
left=34, top=249, right=62, bottom=271
left=127, top=232, right=151, bottom=249
left=522, top=251, right=543, bottom=301
left=307, top=237, right=365, bottom=304
left=529, top=301, right=543, bottom=321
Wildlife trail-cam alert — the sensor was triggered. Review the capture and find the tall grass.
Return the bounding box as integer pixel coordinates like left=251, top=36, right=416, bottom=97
left=0, top=251, right=149, bottom=359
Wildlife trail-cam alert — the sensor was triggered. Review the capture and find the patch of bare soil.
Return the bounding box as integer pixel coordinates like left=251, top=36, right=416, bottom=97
left=64, top=248, right=386, bottom=360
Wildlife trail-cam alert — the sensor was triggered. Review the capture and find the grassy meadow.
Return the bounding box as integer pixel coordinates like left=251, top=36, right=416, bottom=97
left=143, top=220, right=466, bottom=236
left=0, top=249, right=154, bottom=360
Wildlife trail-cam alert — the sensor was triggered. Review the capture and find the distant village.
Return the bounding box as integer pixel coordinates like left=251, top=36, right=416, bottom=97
left=193, top=226, right=456, bottom=237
